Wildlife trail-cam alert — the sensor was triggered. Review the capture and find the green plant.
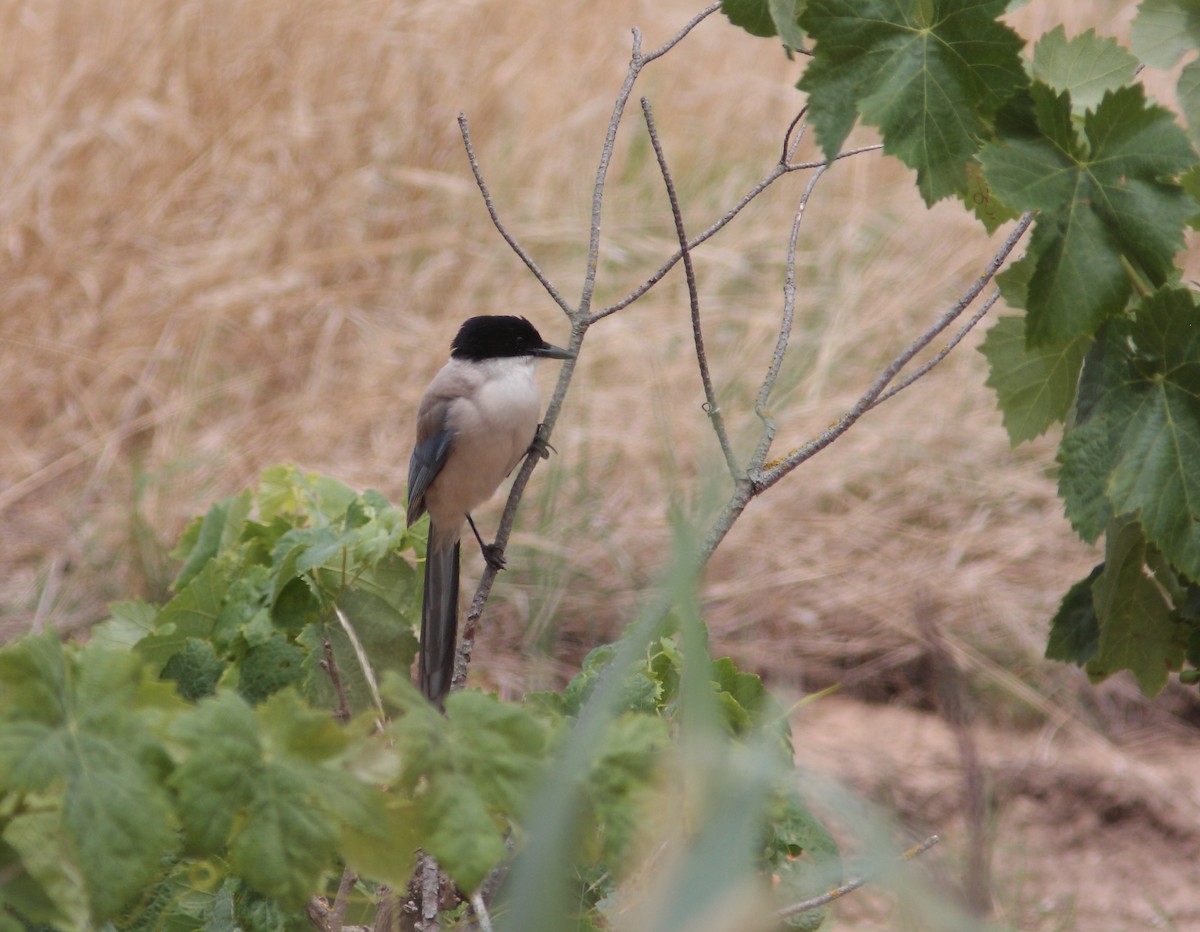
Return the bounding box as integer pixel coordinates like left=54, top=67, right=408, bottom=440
left=0, top=467, right=837, bottom=929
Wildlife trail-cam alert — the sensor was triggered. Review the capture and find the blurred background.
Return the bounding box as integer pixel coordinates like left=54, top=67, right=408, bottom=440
left=3, top=0, right=1199, bottom=927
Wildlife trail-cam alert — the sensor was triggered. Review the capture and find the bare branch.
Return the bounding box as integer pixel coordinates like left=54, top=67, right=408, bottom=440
left=319, top=637, right=352, bottom=723
left=780, top=107, right=809, bottom=165
left=751, top=211, right=1035, bottom=495
left=576, top=7, right=721, bottom=317
left=775, top=834, right=942, bottom=920
left=641, top=2, right=722, bottom=63
left=750, top=160, right=831, bottom=471
left=870, top=290, right=1001, bottom=409
left=590, top=143, right=883, bottom=323
left=641, top=96, right=741, bottom=480
left=458, top=113, right=573, bottom=315
left=457, top=6, right=725, bottom=681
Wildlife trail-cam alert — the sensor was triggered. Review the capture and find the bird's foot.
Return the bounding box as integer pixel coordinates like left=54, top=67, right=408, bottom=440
left=529, top=424, right=557, bottom=460
left=481, top=543, right=507, bottom=572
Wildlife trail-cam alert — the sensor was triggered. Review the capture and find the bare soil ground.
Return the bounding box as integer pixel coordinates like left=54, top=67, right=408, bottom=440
left=792, top=697, right=1200, bottom=931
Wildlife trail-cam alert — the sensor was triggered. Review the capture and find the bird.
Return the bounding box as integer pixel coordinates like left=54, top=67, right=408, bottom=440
left=406, top=315, right=573, bottom=707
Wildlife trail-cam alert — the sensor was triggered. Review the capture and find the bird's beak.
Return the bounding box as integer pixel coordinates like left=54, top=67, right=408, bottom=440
left=531, top=342, right=574, bottom=360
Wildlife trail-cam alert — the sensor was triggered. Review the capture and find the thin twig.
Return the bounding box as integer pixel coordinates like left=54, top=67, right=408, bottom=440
left=780, top=107, right=809, bottom=165
left=641, top=2, right=721, bottom=63
left=641, top=96, right=741, bottom=480
left=870, top=290, right=1001, bottom=409
left=775, top=834, right=942, bottom=919
left=320, top=637, right=353, bottom=723
left=579, top=6, right=722, bottom=319
left=458, top=113, right=572, bottom=316
left=751, top=211, right=1035, bottom=496
left=749, top=160, right=831, bottom=471
left=693, top=212, right=1034, bottom=565
left=589, top=143, right=883, bottom=322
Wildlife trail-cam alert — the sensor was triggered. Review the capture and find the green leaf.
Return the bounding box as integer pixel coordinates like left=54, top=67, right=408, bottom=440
left=1179, top=59, right=1200, bottom=148
left=138, top=560, right=233, bottom=670
left=1131, top=0, right=1200, bottom=69
left=980, top=83, right=1196, bottom=346
left=962, top=160, right=1021, bottom=232
left=1086, top=518, right=1184, bottom=696
left=170, top=690, right=374, bottom=906
left=723, top=0, right=779, bottom=38
left=238, top=633, right=305, bottom=704
left=1045, top=564, right=1103, bottom=664
left=799, top=0, right=1026, bottom=204
left=770, top=0, right=807, bottom=51
left=423, top=772, right=508, bottom=893
left=445, top=690, right=546, bottom=812
left=1030, top=26, right=1138, bottom=114
left=1059, top=288, right=1200, bottom=578
left=172, top=490, right=251, bottom=590
left=386, top=686, right=547, bottom=891
left=170, top=691, right=262, bottom=854
left=767, top=793, right=842, bottom=930
left=90, top=599, right=158, bottom=650
left=979, top=315, right=1090, bottom=444
left=161, top=637, right=226, bottom=700
left=1, top=812, right=90, bottom=929
left=0, top=635, right=179, bottom=922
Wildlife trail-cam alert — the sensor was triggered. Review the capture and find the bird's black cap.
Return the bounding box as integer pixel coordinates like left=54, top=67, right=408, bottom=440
left=450, top=315, right=573, bottom=361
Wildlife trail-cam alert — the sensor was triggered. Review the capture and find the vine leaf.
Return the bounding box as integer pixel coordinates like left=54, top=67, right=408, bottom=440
left=1058, top=288, right=1200, bottom=580
left=723, top=0, right=807, bottom=50
left=798, top=0, right=1026, bottom=204
left=0, top=634, right=181, bottom=923
left=169, top=690, right=409, bottom=904
left=1086, top=518, right=1184, bottom=697
left=980, top=82, right=1196, bottom=347
left=1130, top=0, right=1200, bottom=69
left=979, top=314, right=1089, bottom=444
left=1045, top=564, right=1103, bottom=665
left=1029, top=26, right=1138, bottom=114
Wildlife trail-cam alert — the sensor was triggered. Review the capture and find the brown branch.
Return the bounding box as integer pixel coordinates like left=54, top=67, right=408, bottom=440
left=641, top=96, right=741, bottom=481
left=750, top=157, right=832, bottom=471
left=458, top=113, right=572, bottom=315
left=320, top=638, right=352, bottom=723
left=750, top=211, right=1035, bottom=496
left=589, top=142, right=883, bottom=323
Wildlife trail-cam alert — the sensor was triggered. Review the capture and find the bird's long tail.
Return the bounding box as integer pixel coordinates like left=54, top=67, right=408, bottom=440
left=419, top=531, right=460, bottom=708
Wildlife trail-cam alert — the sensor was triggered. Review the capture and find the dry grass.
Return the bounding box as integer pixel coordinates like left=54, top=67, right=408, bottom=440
left=1, top=0, right=1195, bottom=738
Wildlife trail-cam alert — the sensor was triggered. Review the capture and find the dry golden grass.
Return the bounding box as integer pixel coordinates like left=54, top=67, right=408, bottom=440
left=1, top=0, right=1194, bottom=734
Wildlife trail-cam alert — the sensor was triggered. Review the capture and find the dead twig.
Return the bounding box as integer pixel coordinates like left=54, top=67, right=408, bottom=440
left=320, top=637, right=352, bottom=723
left=641, top=96, right=741, bottom=481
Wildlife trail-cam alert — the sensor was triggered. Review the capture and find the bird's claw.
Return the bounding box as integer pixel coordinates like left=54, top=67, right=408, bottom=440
left=529, top=424, right=557, bottom=460
left=481, top=544, right=507, bottom=572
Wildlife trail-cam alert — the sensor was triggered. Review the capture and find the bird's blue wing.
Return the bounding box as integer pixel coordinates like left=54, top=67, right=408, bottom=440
left=406, top=428, right=453, bottom=527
